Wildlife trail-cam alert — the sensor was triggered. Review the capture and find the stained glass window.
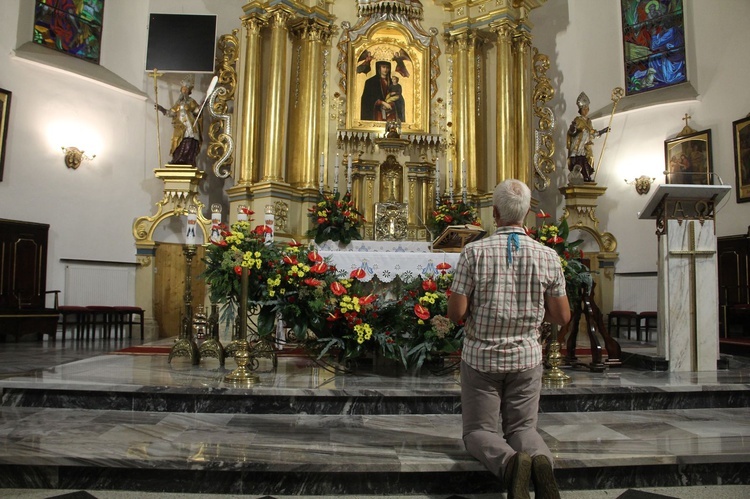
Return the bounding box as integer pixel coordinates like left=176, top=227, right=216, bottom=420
left=621, top=0, right=687, bottom=96
left=33, top=0, right=105, bottom=64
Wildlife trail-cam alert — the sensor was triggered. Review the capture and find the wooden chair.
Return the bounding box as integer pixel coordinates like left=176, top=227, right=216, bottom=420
left=638, top=311, right=658, bottom=342
left=607, top=310, right=639, bottom=340
left=113, top=306, right=145, bottom=340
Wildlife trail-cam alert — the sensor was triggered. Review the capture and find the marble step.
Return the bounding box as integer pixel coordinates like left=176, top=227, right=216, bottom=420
left=0, top=407, right=748, bottom=494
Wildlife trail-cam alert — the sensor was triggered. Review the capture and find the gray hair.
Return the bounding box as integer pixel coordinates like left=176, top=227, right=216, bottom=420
left=493, top=179, right=530, bottom=225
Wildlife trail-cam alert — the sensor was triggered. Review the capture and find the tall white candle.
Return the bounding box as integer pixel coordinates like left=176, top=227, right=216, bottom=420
left=347, top=154, right=353, bottom=193
left=334, top=153, right=340, bottom=194
left=448, top=160, right=454, bottom=203
left=186, top=211, right=197, bottom=245
left=434, top=158, right=440, bottom=205
left=461, top=159, right=467, bottom=202
left=319, top=153, right=325, bottom=193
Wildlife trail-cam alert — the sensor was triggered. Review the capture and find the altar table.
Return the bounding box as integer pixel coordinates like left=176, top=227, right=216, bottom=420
left=316, top=241, right=460, bottom=282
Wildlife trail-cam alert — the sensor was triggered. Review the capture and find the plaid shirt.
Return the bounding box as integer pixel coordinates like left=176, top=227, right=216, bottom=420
left=451, top=226, right=566, bottom=373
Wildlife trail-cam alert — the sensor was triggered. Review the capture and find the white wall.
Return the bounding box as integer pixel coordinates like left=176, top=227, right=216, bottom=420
left=1, top=0, right=747, bottom=308
left=530, top=0, right=750, bottom=275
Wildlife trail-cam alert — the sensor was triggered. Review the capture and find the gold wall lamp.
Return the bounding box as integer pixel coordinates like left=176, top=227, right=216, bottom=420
left=625, top=175, right=656, bottom=195
left=62, top=146, right=95, bottom=169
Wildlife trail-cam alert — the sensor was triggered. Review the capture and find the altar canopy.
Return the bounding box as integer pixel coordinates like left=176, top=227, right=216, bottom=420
left=639, top=184, right=732, bottom=371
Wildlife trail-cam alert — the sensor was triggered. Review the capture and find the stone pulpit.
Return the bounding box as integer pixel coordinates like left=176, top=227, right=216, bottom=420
left=639, top=184, right=732, bottom=371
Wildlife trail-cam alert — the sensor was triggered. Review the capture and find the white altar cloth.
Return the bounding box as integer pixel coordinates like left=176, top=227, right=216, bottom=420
left=318, top=248, right=459, bottom=282
left=315, top=240, right=432, bottom=253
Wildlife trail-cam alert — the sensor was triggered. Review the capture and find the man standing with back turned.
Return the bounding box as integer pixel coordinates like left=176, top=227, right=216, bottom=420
left=447, top=179, right=570, bottom=499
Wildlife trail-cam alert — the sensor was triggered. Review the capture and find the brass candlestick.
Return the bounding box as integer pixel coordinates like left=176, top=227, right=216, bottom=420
left=199, top=302, right=225, bottom=366
left=543, top=340, right=571, bottom=385
left=169, top=244, right=200, bottom=365
left=224, top=267, right=259, bottom=384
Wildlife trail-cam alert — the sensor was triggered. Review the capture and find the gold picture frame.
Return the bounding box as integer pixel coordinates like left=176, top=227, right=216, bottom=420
left=0, top=88, right=11, bottom=182
left=733, top=115, right=750, bottom=203
left=346, top=22, right=429, bottom=134
left=664, top=129, right=713, bottom=185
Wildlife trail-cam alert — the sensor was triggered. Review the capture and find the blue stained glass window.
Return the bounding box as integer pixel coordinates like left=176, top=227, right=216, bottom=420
left=33, top=0, right=105, bottom=64
left=621, top=0, right=687, bottom=96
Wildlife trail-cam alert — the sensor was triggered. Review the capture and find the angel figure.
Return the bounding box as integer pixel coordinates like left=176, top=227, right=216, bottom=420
left=392, top=50, right=411, bottom=77
left=357, top=50, right=374, bottom=74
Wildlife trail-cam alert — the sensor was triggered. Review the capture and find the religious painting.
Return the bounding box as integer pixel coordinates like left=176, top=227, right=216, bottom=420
left=347, top=23, right=429, bottom=134
left=0, top=88, right=11, bottom=182
left=620, top=0, right=687, bottom=96
left=733, top=115, right=750, bottom=203
left=664, top=129, right=713, bottom=185
left=34, top=0, right=105, bottom=64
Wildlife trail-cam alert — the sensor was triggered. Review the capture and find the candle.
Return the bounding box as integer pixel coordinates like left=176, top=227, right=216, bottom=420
left=186, top=208, right=198, bottom=245
left=334, top=153, right=339, bottom=194
left=434, top=158, right=440, bottom=206
left=347, top=154, right=353, bottom=193
left=237, top=205, right=248, bottom=222
left=319, top=153, right=325, bottom=193
left=210, top=203, right=222, bottom=243
left=461, top=159, right=467, bottom=202
left=448, top=160, right=454, bottom=203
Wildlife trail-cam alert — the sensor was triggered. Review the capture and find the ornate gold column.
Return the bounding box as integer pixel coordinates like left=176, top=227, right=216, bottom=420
left=515, top=28, right=533, bottom=186
left=262, top=6, right=293, bottom=182
left=237, top=13, right=265, bottom=186
left=287, top=19, right=332, bottom=189
left=491, top=20, right=516, bottom=184
left=351, top=157, right=378, bottom=240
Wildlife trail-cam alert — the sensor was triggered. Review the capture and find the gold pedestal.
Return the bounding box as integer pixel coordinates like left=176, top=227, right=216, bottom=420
left=224, top=340, right=259, bottom=384
left=543, top=340, right=570, bottom=385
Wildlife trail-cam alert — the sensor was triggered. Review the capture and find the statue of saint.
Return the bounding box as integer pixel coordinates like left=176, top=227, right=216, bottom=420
left=156, top=75, right=203, bottom=167
left=567, top=92, right=609, bottom=182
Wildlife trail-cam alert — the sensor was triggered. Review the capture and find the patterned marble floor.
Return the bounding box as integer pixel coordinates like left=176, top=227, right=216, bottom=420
left=0, top=336, right=749, bottom=496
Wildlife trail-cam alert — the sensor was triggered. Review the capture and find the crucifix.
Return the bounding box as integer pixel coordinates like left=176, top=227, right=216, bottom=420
left=668, top=220, right=716, bottom=371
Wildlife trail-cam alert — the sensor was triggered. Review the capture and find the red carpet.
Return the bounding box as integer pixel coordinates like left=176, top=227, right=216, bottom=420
left=114, top=345, right=172, bottom=355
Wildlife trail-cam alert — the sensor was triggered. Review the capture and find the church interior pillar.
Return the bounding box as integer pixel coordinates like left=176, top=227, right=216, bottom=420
left=491, top=20, right=516, bottom=185
left=261, top=7, right=293, bottom=183
left=514, top=28, right=533, bottom=186
left=236, top=14, right=265, bottom=186
left=287, top=20, right=332, bottom=189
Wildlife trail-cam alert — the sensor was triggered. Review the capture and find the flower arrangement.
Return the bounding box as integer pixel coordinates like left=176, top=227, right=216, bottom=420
left=202, top=211, right=463, bottom=370
left=307, top=191, right=366, bottom=245
left=426, top=199, right=482, bottom=237
left=525, top=211, right=590, bottom=306
left=202, top=210, right=280, bottom=306
left=400, top=264, right=463, bottom=368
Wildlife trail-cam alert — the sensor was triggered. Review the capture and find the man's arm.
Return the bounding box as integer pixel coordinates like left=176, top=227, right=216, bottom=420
left=544, top=294, right=571, bottom=326
left=447, top=292, right=469, bottom=324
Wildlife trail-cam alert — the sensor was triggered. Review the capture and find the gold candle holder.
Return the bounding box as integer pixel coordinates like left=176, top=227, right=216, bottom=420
left=543, top=340, right=571, bottom=385
left=168, top=243, right=200, bottom=365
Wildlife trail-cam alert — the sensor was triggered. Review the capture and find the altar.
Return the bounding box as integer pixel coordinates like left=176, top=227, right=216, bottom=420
left=316, top=240, right=460, bottom=282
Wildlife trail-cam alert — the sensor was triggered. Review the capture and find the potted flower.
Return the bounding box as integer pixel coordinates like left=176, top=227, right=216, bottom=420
left=426, top=199, right=482, bottom=237
left=307, top=191, right=366, bottom=245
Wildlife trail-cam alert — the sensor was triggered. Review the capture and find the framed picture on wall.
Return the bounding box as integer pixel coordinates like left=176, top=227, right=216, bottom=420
left=346, top=23, right=429, bottom=134
left=733, top=115, right=750, bottom=203
left=0, top=88, right=11, bottom=182
left=664, top=129, right=713, bottom=185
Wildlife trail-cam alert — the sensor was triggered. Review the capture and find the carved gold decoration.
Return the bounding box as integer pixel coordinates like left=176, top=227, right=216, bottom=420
left=133, top=165, right=212, bottom=246
left=374, top=202, right=408, bottom=240
left=273, top=201, right=289, bottom=233
left=379, top=155, right=404, bottom=203
left=532, top=48, right=555, bottom=192
left=207, top=30, right=238, bottom=179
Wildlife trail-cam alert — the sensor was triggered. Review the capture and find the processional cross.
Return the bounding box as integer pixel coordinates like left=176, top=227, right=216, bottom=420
left=668, top=220, right=715, bottom=371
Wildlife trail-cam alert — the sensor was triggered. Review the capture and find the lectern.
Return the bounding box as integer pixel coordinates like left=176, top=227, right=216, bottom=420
left=639, top=184, right=732, bottom=371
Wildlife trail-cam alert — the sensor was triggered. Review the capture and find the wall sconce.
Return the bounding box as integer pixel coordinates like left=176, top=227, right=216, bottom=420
left=625, top=175, right=656, bottom=195
left=62, top=146, right=95, bottom=169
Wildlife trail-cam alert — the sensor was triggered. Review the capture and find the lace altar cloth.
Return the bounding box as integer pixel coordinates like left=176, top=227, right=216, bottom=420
left=317, top=241, right=459, bottom=282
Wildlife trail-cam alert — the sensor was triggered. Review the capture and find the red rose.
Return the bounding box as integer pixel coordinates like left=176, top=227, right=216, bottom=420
left=330, top=282, right=347, bottom=296
left=414, top=304, right=430, bottom=320
left=234, top=266, right=243, bottom=276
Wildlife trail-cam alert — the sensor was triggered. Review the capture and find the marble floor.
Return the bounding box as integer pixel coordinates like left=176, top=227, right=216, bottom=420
left=0, top=336, right=749, bottom=498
